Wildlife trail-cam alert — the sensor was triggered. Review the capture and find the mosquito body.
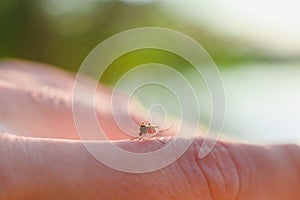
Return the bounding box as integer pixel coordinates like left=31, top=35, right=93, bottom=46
left=131, top=121, right=172, bottom=144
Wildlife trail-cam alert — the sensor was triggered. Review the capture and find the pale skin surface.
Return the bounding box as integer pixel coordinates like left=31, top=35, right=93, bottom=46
left=0, top=59, right=299, bottom=200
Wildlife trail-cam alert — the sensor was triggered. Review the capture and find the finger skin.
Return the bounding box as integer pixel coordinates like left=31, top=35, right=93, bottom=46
left=0, top=59, right=151, bottom=140
left=0, top=59, right=79, bottom=139
left=227, top=142, right=300, bottom=200
left=0, top=134, right=299, bottom=200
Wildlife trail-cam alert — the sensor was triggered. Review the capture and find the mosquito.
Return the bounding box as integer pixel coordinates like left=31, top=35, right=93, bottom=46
left=130, top=121, right=172, bottom=144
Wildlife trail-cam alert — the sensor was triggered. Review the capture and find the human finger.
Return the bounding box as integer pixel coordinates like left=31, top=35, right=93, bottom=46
left=1, top=134, right=299, bottom=200
left=0, top=59, right=153, bottom=140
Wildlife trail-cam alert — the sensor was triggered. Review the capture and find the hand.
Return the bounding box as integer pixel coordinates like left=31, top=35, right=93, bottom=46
left=0, top=59, right=299, bottom=200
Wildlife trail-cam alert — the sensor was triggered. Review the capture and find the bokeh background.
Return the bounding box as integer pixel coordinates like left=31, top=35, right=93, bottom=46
left=1, top=0, right=299, bottom=143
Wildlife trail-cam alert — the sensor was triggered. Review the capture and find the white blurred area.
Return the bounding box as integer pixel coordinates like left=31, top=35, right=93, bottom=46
left=161, top=0, right=300, bottom=142
left=220, top=63, right=300, bottom=143
left=163, top=0, right=300, bottom=57
left=155, top=0, right=300, bottom=142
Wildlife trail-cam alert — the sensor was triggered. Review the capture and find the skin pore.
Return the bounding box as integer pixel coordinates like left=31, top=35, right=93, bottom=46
left=0, top=59, right=299, bottom=200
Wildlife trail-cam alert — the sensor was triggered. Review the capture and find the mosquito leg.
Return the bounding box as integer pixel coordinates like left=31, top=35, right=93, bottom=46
left=157, top=138, right=166, bottom=144
left=130, top=136, right=140, bottom=140
left=139, top=136, right=144, bottom=141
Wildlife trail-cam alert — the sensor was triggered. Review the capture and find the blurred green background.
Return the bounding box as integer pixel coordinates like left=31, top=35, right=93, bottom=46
left=1, top=0, right=300, bottom=142
left=0, top=0, right=269, bottom=73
